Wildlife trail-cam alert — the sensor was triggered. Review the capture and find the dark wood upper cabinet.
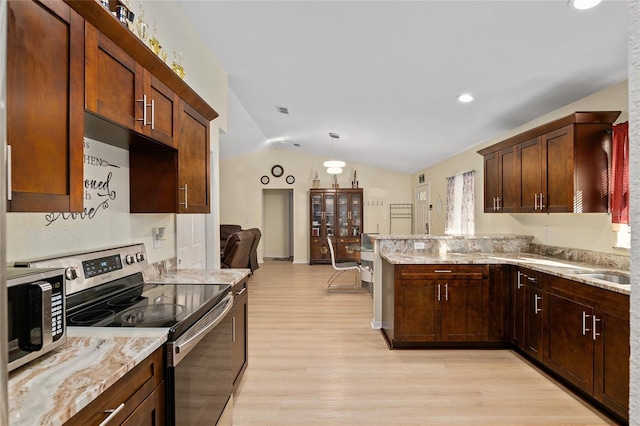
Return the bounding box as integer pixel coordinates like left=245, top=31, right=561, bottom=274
left=177, top=100, right=210, bottom=213
left=483, top=145, right=517, bottom=213
left=85, top=22, right=179, bottom=149
left=7, top=0, right=84, bottom=212
left=479, top=112, right=621, bottom=214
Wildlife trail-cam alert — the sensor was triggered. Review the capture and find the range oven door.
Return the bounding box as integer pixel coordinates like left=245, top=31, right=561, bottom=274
left=166, top=293, right=234, bottom=426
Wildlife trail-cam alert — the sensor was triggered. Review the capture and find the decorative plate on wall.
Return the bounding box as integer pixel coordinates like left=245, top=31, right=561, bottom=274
left=260, top=175, right=270, bottom=185
left=271, top=165, right=284, bottom=178
left=286, top=175, right=295, bottom=184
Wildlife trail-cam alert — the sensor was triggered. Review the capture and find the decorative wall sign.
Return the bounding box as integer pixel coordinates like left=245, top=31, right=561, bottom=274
left=44, top=139, right=122, bottom=226
left=261, top=175, right=270, bottom=185
left=286, top=175, right=295, bottom=184
left=419, top=174, right=425, bottom=183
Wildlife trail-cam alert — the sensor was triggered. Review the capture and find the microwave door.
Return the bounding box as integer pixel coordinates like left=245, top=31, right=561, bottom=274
left=18, top=282, right=53, bottom=352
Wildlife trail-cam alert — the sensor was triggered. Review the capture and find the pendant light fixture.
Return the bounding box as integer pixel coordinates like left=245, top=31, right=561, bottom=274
left=323, top=132, right=345, bottom=174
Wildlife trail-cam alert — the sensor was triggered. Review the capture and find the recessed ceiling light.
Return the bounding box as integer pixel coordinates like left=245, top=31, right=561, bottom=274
left=572, top=0, right=602, bottom=10
left=457, top=94, right=475, bottom=103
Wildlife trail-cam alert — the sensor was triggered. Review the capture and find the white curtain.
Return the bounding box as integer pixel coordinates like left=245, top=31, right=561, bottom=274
left=445, top=170, right=475, bottom=235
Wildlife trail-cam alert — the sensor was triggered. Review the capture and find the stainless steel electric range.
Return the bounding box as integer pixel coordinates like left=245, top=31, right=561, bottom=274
left=15, top=243, right=234, bottom=425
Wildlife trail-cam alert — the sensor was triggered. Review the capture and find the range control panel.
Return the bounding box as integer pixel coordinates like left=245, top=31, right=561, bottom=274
left=15, top=244, right=148, bottom=296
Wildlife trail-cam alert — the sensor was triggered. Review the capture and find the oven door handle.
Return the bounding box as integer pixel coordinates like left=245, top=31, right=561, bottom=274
left=167, top=293, right=234, bottom=367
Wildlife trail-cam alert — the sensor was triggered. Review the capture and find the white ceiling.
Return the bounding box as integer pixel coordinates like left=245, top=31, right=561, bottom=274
left=178, top=0, right=628, bottom=174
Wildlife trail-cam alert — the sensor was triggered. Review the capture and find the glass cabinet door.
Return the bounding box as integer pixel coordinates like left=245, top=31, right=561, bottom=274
left=324, top=193, right=335, bottom=236
left=311, top=193, right=323, bottom=237
left=337, top=193, right=349, bottom=237
left=350, top=192, right=362, bottom=237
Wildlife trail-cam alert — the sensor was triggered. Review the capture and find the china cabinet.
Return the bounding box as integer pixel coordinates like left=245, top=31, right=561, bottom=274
left=309, top=188, right=363, bottom=264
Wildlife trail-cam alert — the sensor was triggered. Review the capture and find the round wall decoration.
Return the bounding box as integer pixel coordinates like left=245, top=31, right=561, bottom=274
left=286, top=175, right=295, bottom=184
left=260, top=175, right=270, bottom=185
left=271, top=164, right=284, bottom=178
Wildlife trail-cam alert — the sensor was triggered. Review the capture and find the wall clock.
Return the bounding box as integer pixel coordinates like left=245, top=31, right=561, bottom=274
left=260, top=175, right=270, bottom=185
left=286, top=175, right=295, bottom=184
left=271, top=164, right=284, bottom=178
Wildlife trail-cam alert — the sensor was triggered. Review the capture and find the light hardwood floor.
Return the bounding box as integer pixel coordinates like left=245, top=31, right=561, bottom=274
left=232, top=261, right=616, bottom=425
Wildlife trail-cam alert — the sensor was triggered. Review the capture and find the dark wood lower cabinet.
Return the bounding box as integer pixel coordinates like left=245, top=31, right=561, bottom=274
left=65, top=347, right=164, bottom=426
left=231, top=278, right=249, bottom=392
left=383, top=264, right=489, bottom=346
left=546, top=292, right=595, bottom=392
left=383, top=262, right=629, bottom=423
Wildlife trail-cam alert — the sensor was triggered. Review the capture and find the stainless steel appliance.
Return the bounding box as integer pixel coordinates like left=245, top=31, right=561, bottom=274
left=17, top=243, right=234, bottom=425
left=6, top=268, right=66, bottom=372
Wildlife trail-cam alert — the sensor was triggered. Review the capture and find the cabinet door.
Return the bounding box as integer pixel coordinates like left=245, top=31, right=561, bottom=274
left=483, top=151, right=500, bottom=212
left=324, top=192, right=336, bottom=237
left=483, top=147, right=516, bottom=213
left=7, top=0, right=84, bottom=212
left=349, top=190, right=363, bottom=237
left=178, top=100, right=210, bottom=213
left=396, top=279, right=440, bottom=342
left=337, top=192, right=350, bottom=237
left=594, top=309, right=629, bottom=419
left=524, top=283, right=544, bottom=362
left=310, top=192, right=323, bottom=239
left=546, top=292, right=594, bottom=393
left=441, top=279, right=488, bottom=342
left=517, top=137, right=543, bottom=213
left=488, top=265, right=510, bottom=342
left=232, top=290, right=248, bottom=390
left=511, top=270, right=526, bottom=350
left=121, top=385, right=165, bottom=426
left=146, top=73, right=179, bottom=148
left=544, top=125, right=574, bottom=212
left=85, top=23, right=143, bottom=132
left=499, top=146, right=517, bottom=213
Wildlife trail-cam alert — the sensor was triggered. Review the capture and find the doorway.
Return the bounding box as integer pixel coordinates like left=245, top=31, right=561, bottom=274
left=263, top=189, right=294, bottom=261
left=414, top=182, right=430, bottom=234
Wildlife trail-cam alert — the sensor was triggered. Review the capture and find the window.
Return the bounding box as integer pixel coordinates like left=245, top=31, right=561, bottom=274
left=445, top=170, right=475, bottom=235
left=610, top=122, right=629, bottom=249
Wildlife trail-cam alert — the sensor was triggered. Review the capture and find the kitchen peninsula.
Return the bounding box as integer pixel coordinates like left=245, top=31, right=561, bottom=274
left=372, top=234, right=630, bottom=423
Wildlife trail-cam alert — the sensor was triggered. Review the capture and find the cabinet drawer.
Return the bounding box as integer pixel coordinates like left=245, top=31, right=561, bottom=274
left=397, top=264, right=487, bottom=280
left=65, top=347, right=164, bottom=426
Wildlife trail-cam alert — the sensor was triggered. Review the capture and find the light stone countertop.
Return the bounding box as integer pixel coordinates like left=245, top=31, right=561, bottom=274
left=380, top=251, right=631, bottom=295
left=8, top=328, right=169, bottom=426
left=8, top=268, right=251, bottom=426
left=145, top=268, right=250, bottom=286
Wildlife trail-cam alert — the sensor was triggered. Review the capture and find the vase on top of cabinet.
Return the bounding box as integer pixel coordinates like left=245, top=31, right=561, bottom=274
left=309, top=188, right=363, bottom=264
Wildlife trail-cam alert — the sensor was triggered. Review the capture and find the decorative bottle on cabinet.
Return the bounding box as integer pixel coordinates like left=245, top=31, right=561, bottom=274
left=309, top=188, right=363, bottom=264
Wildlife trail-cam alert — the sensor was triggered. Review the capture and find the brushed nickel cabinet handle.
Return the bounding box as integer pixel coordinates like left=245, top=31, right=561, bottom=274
left=437, top=283, right=441, bottom=302
left=444, top=283, right=448, bottom=301
left=582, top=311, right=591, bottom=336
left=539, top=193, right=545, bottom=210
left=592, top=315, right=601, bottom=341
left=534, top=294, right=542, bottom=314
left=179, top=184, right=188, bottom=209
left=99, top=403, right=125, bottom=426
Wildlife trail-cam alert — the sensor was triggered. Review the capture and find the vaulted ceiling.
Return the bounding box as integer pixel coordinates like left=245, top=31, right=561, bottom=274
left=178, top=0, right=628, bottom=173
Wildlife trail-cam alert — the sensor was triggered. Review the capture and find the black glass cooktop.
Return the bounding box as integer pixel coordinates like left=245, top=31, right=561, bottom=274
left=66, top=274, right=231, bottom=338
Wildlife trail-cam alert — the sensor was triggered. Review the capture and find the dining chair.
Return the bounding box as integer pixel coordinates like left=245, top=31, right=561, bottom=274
left=327, top=237, right=362, bottom=292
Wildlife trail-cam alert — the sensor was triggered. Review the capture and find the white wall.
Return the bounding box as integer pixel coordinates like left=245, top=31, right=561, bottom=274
left=219, top=148, right=413, bottom=263
left=413, top=80, right=629, bottom=256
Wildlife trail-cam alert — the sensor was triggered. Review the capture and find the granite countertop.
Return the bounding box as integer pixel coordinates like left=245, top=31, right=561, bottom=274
left=145, top=268, right=250, bottom=286
left=8, top=268, right=251, bottom=426
left=380, top=251, right=630, bottom=295
left=8, top=328, right=168, bottom=426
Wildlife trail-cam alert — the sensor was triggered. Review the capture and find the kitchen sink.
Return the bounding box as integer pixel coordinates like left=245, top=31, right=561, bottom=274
left=573, top=271, right=631, bottom=286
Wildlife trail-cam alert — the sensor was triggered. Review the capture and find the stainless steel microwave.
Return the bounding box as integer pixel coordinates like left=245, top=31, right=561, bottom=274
left=6, top=268, right=66, bottom=372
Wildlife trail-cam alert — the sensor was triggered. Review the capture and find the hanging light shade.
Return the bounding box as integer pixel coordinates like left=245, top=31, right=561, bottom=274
left=323, top=160, right=346, bottom=168
left=324, top=132, right=345, bottom=173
